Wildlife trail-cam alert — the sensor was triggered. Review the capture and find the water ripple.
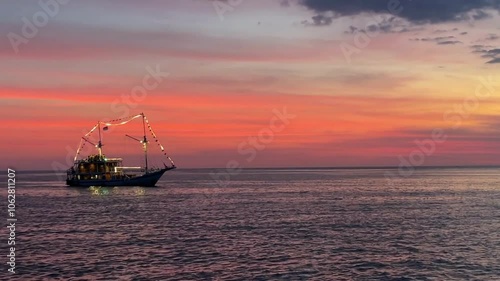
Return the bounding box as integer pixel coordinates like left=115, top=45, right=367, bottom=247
left=6, top=168, right=500, bottom=280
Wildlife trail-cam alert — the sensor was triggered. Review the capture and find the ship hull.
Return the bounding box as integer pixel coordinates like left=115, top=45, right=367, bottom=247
left=66, top=168, right=171, bottom=187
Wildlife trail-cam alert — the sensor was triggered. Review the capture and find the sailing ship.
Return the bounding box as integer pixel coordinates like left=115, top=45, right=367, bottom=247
left=66, top=113, right=176, bottom=187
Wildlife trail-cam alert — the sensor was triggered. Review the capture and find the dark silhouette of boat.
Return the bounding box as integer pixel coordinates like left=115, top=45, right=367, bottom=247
left=66, top=113, right=176, bottom=187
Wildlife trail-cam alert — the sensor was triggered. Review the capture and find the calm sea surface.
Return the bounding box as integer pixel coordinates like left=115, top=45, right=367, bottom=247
left=2, top=168, right=500, bottom=280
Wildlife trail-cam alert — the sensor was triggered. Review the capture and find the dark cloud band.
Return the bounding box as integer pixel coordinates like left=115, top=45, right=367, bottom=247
left=299, top=0, right=500, bottom=24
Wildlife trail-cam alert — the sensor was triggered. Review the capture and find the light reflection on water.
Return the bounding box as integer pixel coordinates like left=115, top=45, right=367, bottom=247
left=4, top=168, right=500, bottom=280
left=87, top=186, right=146, bottom=197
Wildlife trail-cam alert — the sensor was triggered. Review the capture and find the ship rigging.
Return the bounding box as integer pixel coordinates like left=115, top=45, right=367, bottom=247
left=66, top=113, right=175, bottom=187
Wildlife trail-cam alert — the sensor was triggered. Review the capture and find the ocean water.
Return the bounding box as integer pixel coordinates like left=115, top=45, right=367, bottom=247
left=2, top=168, right=500, bottom=280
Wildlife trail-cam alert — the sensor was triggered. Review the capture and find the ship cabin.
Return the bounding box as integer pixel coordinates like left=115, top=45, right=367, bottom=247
left=67, top=155, right=129, bottom=181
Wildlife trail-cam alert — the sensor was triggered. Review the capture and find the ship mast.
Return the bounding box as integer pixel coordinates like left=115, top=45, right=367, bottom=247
left=123, top=113, right=149, bottom=174
left=142, top=113, right=149, bottom=173
left=97, top=122, right=103, bottom=156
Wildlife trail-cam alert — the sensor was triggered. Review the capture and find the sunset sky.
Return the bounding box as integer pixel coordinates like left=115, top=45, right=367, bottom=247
left=0, top=0, right=499, bottom=170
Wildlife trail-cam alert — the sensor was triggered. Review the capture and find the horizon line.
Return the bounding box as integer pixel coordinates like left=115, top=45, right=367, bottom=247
left=10, top=164, right=500, bottom=173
